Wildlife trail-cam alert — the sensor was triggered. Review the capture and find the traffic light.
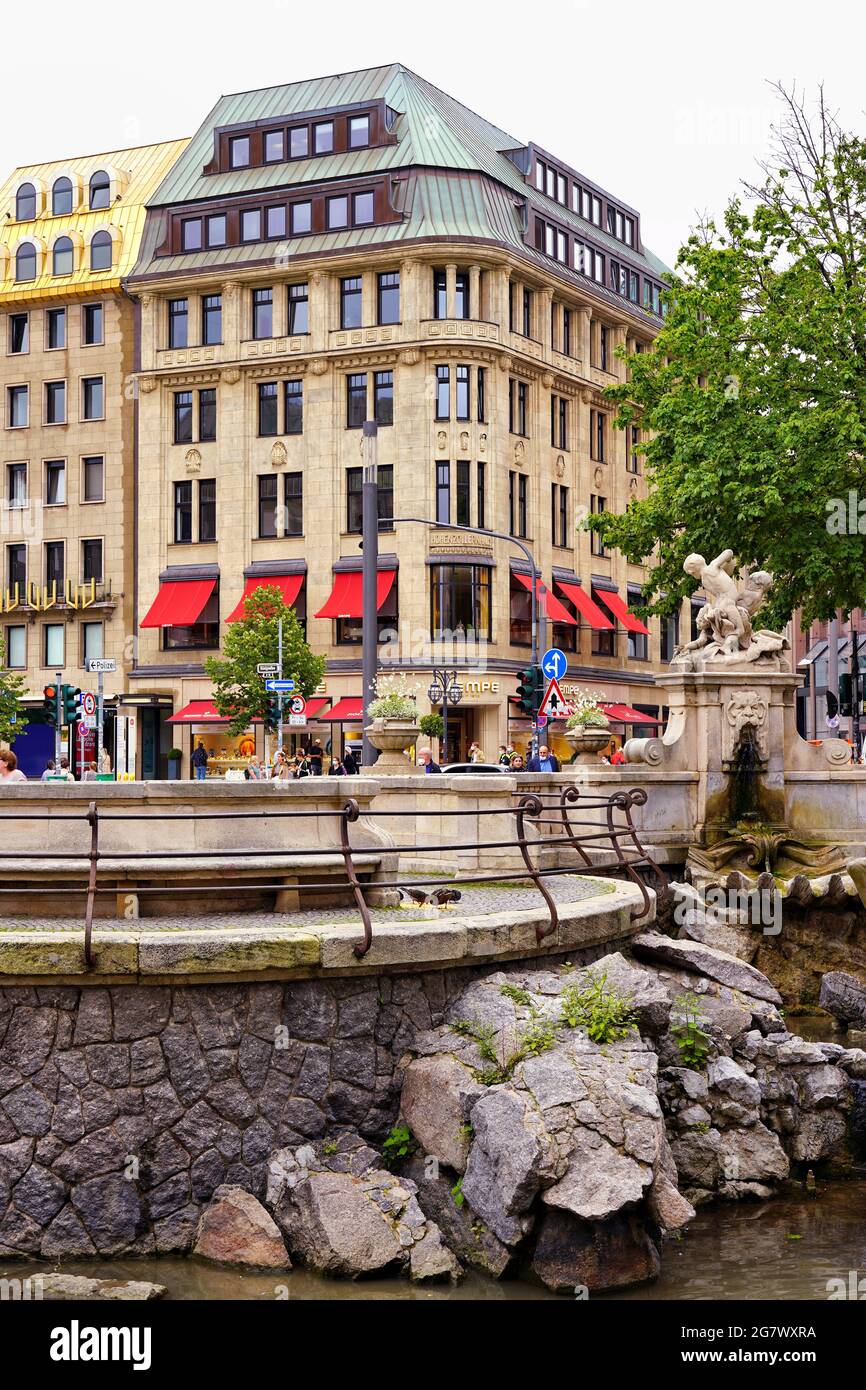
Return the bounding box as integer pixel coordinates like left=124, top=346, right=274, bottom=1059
left=516, top=665, right=544, bottom=717
left=264, top=694, right=281, bottom=732
left=62, top=684, right=81, bottom=724
left=839, top=674, right=853, bottom=718
left=43, top=684, right=61, bottom=723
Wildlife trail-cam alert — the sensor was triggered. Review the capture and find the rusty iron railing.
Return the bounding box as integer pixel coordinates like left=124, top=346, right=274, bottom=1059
left=0, top=785, right=665, bottom=968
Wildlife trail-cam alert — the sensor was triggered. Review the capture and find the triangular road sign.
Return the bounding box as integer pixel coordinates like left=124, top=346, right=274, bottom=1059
left=539, top=676, right=570, bottom=718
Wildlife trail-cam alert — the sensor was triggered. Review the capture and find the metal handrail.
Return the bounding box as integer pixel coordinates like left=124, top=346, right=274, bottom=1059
left=0, top=785, right=664, bottom=968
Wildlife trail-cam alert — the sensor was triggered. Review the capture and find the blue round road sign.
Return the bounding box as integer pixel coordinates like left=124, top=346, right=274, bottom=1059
left=542, top=648, right=568, bottom=682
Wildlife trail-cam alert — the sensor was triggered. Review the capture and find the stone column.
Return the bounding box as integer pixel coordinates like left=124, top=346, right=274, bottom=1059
left=469, top=264, right=482, bottom=321
left=221, top=281, right=241, bottom=357
left=138, top=294, right=156, bottom=370
left=310, top=271, right=330, bottom=353
left=539, top=287, right=554, bottom=356
left=577, top=306, right=592, bottom=366
left=445, top=263, right=458, bottom=319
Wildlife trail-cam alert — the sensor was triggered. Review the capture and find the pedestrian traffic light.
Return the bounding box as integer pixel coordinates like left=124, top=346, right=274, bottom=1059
left=264, top=694, right=281, bottom=732
left=839, top=674, right=853, bottom=718
left=515, top=665, right=544, bottom=717
left=43, top=684, right=61, bottom=723
left=61, top=684, right=81, bottom=724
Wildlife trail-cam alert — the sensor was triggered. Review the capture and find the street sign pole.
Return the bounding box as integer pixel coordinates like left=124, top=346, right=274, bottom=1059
left=97, top=669, right=104, bottom=773
left=54, top=669, right=62, bottom=767
left=361, top=421, right=379, bottom=769
left=277, top=618, right=284, bottom=754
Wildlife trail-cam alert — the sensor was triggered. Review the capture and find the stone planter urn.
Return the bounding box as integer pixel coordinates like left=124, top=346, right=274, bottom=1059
left=362, top=719, right=422, bottom=775
left=564, top=724, right=612, bottom=766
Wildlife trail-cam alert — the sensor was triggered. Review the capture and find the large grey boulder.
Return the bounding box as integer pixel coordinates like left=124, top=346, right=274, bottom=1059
left=399, top=1055, right=483, bottom=1174
left=718, top=1123, right=789, bottom=1184
left=193, top=1185, right=290, bottom=1269
left=819, top=972, right=866, bottom=1029
left=461, top=1087, right=549, bottom=1246
left=542, top=1129, right=651, bottom=1222
left=631, top=931, right=782, bottom=1004
left=530, top=1209, right=660, bottom=1294
left=400, top=1154, right=513, bottom=1278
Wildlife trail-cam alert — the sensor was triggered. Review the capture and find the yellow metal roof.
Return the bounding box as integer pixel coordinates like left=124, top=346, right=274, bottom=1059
left=0, top=138, right=189, bottom=304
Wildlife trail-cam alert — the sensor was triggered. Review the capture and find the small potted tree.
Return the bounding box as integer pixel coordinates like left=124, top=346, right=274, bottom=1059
left=419, top=711, right=444, bottom=763
left=167, top=748, right=183, bottom=781
left=564, top=690, right=612, bottom=765
left=364, top=675, right=422, bottom=774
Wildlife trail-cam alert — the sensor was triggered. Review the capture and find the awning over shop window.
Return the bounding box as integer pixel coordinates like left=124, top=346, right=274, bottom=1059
left=321, top=696, right=364, bottom=722
left=301, top=698, right=329, bottom=721
left=555, top=581, right=614, bottom=630
left=315, top=569, right=396, bottom=620
left=168, top=701, right=230, bottom=724
left=140, top=579, right=215, bottom=629
left=513, top=573, right=577, bottom=625
left=602, top=703, right=661, bottom=725
left=596, top=590, right=650, bottom=635
left=227, top=573, right=303, bottom=623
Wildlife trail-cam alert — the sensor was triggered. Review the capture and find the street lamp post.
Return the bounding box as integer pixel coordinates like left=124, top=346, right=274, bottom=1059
left=851, top=615, right=861, bottom=759
left=427, top=668, right=462, bottom=764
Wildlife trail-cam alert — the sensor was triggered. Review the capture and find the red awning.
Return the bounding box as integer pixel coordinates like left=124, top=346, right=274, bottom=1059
left=555, top=581, right=614, bottom=630
left=227, top=573, right=304, bottom=623
left=321, top=697, right=364, bottom=722
left=597, top=590, right=650, bottom=635
left=168, top=701, right=230, bottom=724
left=602, top=704, right=661, bottom=725
left=514, top=573, right=577, bottom=625
left=141, top=579, right=215, bottom=629
left=315, top=569, right=396, bottom=620
left=301, top=698, right=329, bottom=721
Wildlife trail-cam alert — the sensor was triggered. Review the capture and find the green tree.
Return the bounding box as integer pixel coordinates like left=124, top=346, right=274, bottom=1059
left=588, top=86, right=866, bottom=629
left=204, top=585, right=325, bottom=736
left=0, top=633, right=26, bottom=747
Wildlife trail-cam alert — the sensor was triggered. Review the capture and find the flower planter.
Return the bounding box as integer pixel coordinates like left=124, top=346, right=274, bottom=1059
left=362, top=719, right=422, bottom=775
left=564, top=725, right=612, bottom=765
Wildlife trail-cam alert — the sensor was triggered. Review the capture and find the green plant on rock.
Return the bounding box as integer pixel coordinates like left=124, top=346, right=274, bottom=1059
left=559, top=970, right=637, bottom=1044
left=451, top=1177, right=465, bottom=1209
left=518, top=1009, right=558, bottom=1058
left=451, top=1011, right=556, bottom=1085
left=499, top=983, right=532, bottom=1006
left=381, top=1124, right=418, bottom=1169
left=322, top=1139, right=338, bottom=1155
left=670, top=993, right=711, bottom=1071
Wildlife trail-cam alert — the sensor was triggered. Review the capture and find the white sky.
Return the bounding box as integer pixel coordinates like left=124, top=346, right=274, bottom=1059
left=7, top=0, right=865, bottom=267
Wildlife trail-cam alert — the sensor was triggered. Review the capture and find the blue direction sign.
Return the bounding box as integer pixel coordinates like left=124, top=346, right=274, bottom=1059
left=542, top=647, right=568, bottom=682
left=265, top=679, right=296, bottom=693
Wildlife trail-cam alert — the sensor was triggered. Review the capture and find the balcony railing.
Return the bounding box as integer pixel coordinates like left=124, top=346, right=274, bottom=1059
left=0, top=579, right=114, bottom=613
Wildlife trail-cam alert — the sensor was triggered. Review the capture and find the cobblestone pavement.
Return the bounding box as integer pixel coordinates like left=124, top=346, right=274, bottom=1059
left=0, top=873, right=610, bottom=932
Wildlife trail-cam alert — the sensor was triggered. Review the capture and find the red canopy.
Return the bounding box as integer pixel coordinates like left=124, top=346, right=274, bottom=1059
left=555, top=581, right=614, bottom=630
left=315, top=569, right=396, bottom=620
left=168, top=701, right=230, bottom=724
left=513, top=573, right=577, bottom=624
left=321, top=697, right=364, bottom=722
left=227, top=573, right=303, bottom=623
left=602, top=703, right=661, bottom=725
left=596, top=590, right=650, bottom=635
left=140, top=579, right=215, bottom=629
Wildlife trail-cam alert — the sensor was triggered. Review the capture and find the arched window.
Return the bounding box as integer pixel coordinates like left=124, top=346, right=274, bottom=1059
left=52, top=177, right=73, bottom=215
left=15, top=243, right=36, bottom=281
left=15, top=183, right=36, bottom=220
left=90, top=230, right=112, bottom=271
left=53, top=236, right=74, bottom=276
left=89, top=170, right=110, bottom=210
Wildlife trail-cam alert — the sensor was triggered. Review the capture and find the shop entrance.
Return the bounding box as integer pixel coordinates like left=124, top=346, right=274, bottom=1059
left=442, top=707, right=477, bottom=765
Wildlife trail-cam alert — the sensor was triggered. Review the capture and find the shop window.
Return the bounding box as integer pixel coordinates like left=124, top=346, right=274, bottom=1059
left=163, top=585, right=220, bottom=650
left=591, top=587, right=616, bottom=657
left=337, top=575, right=396, bottom=645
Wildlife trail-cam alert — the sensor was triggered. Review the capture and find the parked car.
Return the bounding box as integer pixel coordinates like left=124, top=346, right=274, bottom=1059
left=441, top=762, right=511, bottom=774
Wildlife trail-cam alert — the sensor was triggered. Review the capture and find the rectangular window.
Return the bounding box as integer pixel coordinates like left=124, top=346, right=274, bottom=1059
left=9, top=314, right=28, bottom=353
left=199, top=388, right=217, bottom=443
left=284, top=379, right=303, bottom=435
left=168, top=298, right=188, bottom=349
left=629, top=425, right=641, bottom=474
left=314, top=121, right=334, bottom=154
left=207, top=214, right=227, bottom=248
left=284, top=471, right=303, bottom=535
left=45, top=458, right=65, bottom=506
left=436, top=462, right=450, bottom=526
left=591, top=409, right=606, bottom=462
left=5, top=625, right=25, bottom=667
left=551, top=483, right=569, bottom=547
left=522, top=288, right=532, bottom=338
left=82, top=302, right=103, bottom=346
left=174, top=481, right=192, bottom=544
left=374, top=370, right=393, bottom=427
left=327, top=195, right=349, bottom=230
left=591, top=587, right=615, bottom=656
left=509, top=471, right=528, bottom=537
left=81, top=377, right=103, bottom=420
left=265, top=205, right=286, bottom=239
left=45, top=540, right=64, bottom=590
left=174, top=390, right=193, bottom=445
left=82, top=621, right=103, bottom=665
left=264, top=129, right=285, bottom=162
left=454, top=272, right=470, bottom=320
left=252, top=287, right=273, bottom=339
left=627, top=585, right=648, bottom=660
left=45, top=380, right=66, bottom=425
left=377, top=271, right=400, bottom=325
left=287, top=283, right=308, bottom=334
left=477, top=367, right=486, bottom=423
left=353, top=191, right=374, bottom=225
left=8, top=385, right=28, bottom=428
left=660, top=611, right=680, bottom=664
left=291, top=201, right=311, bottom=235
left=590, top=494, right=607, bottom=557
left=48, top=306, right=67, bottom=349
left=433, top=270, right=447, bottom=320
left=431, top=564, right=491, bottom=641
left=456, top=460, right=471, bottom=527
left=202, top=295, right=222, bottom=345
left=599, top=324, right=609, bottom=371
left=258, top=382, right=278, bottom=437
left=82, top=456, right=104, bottom=502
left=240, top=208, right=261, bottom=243
left=7, top=463, right=26, bottom=508
left=349, top=114, right=370, bottom=148
left=162, top=586, right=219, bottom=651
left=7, top=544, right=26, bottom=591
left=455, top=365, right=470, bottom=421
left=230, top=135, right=250, bottom=169
left=258, top=475, right=278, bottom=538
left=346, top=467, right=362, bottom=533
left=477, top=460, right=486, bottom=529
left=340, top=276, right=363, bottom=329
left=435, top=366, right=450, bottom=421
left=44, top=623, right=64, bottom=667
left=199, top=479, right=216, bottom=542
left=377, top=464, right=394, bottom=531
left=82, top=537, right=103, bottom=583
left=289, top=126, right=309, bottom=159
left=508, top=379, right=528, bottom=436
left=518, top=473, right=527, bottom=537
left=346, top=373, right=367, bottom=429
left=181, top=219, right=202, bottom=251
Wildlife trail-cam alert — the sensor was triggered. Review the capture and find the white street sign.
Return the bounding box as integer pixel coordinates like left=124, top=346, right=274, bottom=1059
left=81, top=692, right=97, bottom=717
left=288, top=714, right=306, bottom=726
left=289, top=695, right=306, bottom=716
left=257, top=663, right=280, bottom=676
left=87, top=658, right=116, bottom=673
left=81, top=714, right=97, bottom=730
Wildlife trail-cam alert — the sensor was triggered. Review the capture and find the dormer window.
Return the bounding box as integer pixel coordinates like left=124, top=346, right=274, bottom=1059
left=15, top=243, right=36, bottom=281
left=314, top=121, right=334, bottom=154
left=52, top=177, right=73, bottom=215
left=53, top=236, right=74, bottom=276
left=89, top=171, right=110, bottom=210
left=264, top=130, right=285, bottom=162
left=16, top=183, right=36, bottom=221
left=353, top=191, right=374, bottom=225
left=291, top=201, right=312, bottom=235
left=289, top=126, right=309, bottom=159
left=90, top=230, right=112, bottom=271
left=327, top=195, right=348, bottom=230
left=349, top=115, right=370, bottom=149
left=229, top=136, right=250, bottom=169
left=182, top=218, right=203, bottom=251
left=240, top=209, right=261, bottom=242
left=207, top=214, right=226, bottom=247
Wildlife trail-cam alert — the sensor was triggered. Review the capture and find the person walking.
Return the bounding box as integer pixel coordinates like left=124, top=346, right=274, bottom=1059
left=191, top=740, right=209, bottom=781
left=308, top=740, right=324, bottom=776
left=0, top=750, right=28, bottom=782
left=271, top=750, right=291, bottom=781
left=467, top=741, right=485, bottom=764
left=417, top=748, right=442, bottom=774
left=341, top=746, right=359, bottom=775
left=526, top=744, right=560, bottom=773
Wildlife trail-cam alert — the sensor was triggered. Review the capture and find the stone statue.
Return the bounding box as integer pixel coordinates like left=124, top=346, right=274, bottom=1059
left=672, top=549, right=789, bottom=671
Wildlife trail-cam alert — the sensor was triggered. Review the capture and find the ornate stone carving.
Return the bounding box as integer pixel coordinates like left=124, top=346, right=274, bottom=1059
left=138, top=375, right=158, bottom=393
left=498, top=353, right=513, bottom=372
left=513, top=440, right=526, bottom=467
left=580, top=387, right=594, bottom=404
left=672, top=549, right=790, bottom=671
left=184, top=448, right=201, bottom=474
left=479, top=433, right=487, bottom=454
left=724, top=690, right=769, bottom=761
left=270, top=441, right=287, bottom=469
left=138, top=294, right=153, bottom=311
left=221, top=281, right=238, bottom=301
left=309, top=358, right=329, bottom=376
left=541, top=371, right=555, bottom=389
left=593, top=467, right=603, bottom=489
left=555, top=455, right=566, bottom=479
left=220, top=367, right=241, bottom=385
left=399, top=348, right=420, bottom=365
left=459, top=431, right=469, bottom=451
left=629, top=477, right=639, bottom=494
left=437, top=430, right=448, bottom=451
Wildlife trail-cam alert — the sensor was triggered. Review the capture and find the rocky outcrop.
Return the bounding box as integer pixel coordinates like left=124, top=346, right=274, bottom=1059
left=193, top=1185, right=290, bottom=1269
left=35, top=1273, right=166, bottom=1300
left=819, top=971, right=866, bottom=1030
